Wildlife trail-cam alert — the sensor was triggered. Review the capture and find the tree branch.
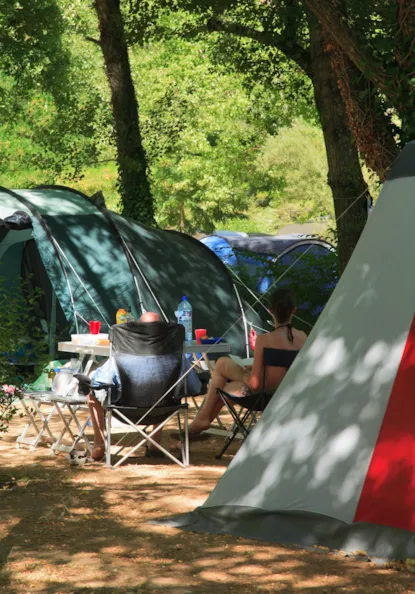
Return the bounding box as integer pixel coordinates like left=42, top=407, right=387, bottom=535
left=207, top=17, right=312, bottom=78
left=300, top=0, right=390, bottom=96
left=85, top=36, right=101, bottom=46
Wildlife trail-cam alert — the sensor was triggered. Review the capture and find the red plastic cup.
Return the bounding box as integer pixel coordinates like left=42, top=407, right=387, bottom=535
left=195, top=329, right=207, bottom=344
left=89, top=320, right=101, bottom=335
left=249, top=327, right=257, bottom=351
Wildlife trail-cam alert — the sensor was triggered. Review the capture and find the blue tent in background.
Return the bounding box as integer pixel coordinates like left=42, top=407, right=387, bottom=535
left=201, top=233, right=335, bottom=293
left=200, top=233, right=337, bottom=328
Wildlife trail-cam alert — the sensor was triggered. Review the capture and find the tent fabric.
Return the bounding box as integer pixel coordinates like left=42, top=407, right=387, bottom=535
left=21, top=239, right=66, bottom=329
left=201, top=234, right=334, bottom=295
left=0, top=186, right=263, bottom=357
left=157, top=141, right=415, bottom=559
left=387, top=140, right=415, bottom=179
left=219, top=234, right=333, bottom=257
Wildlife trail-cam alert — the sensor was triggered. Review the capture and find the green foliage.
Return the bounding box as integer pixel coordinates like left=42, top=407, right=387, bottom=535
left=254, top=120, right=334, bottom=223
left=218, top=119, right=334, bottom=233
left=0, top=275, right=49, bottom=433
left=122, top=3, right=320, bottom=231
left=0, top=384, right=18, bottom=434
left=133, top=36, right=268, bottom=232
left=0, top=0, right=113, bottom=185
left=0, top=0, right=69, bottom=98
left=0, top=0, right=354, bottom=238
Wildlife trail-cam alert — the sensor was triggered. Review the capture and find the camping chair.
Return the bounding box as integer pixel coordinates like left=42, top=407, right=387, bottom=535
left=75, top=321, right=189, bottom=469
left=215, top=347, right=299, bottom=459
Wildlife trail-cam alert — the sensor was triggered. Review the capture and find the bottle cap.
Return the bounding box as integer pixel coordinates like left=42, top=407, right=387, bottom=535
left=182, top=296, right=187, bottom=301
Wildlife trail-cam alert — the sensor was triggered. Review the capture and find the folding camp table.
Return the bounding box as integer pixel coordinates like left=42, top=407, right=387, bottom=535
left=16, top=391, right=92, bottom=454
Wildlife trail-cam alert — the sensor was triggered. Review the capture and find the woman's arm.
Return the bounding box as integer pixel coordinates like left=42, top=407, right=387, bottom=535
left=246, top=334, right=265, bottom=391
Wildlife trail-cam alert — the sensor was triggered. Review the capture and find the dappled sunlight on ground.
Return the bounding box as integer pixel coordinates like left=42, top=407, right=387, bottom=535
left=0, top=410, right=414, bottom=593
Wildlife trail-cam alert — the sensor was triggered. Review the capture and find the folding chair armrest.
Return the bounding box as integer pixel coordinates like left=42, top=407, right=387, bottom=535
left=74, top=373, right=112, bottom=396
left=73, top=373, right=91, bottom=384
left=218, top=388, right=266, bottom=400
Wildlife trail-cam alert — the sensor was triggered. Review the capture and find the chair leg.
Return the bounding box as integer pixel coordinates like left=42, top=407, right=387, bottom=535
left=177, top=413, right=184, bottom=464
left=177, top=408, right=189, bottom=467
left=109, top=409, right=187, bottom=469
left=106, top=409, right=112, bottom=469
left=184, top=406, right=189, bottom=467
left=215, top=392, right=258, bottom=459
left=216, top=427, right=238, bottom=459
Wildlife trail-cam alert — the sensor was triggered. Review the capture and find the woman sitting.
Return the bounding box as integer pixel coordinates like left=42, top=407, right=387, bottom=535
left=187, top=288, right=307, bottom=438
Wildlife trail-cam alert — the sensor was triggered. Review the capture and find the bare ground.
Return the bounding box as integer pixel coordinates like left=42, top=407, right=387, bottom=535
left=0, top=407, right=414, bottom=594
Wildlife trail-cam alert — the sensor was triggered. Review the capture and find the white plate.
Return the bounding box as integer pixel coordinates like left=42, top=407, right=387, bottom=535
left=71, top=333, right=108, bottom=345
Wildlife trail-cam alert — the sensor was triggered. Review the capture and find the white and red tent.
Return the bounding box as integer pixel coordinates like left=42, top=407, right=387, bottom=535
left=165, top=142, right=415, bottom=559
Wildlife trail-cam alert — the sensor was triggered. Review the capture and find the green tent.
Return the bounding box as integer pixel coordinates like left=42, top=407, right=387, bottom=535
left=0, top=186, right=264, bottom=357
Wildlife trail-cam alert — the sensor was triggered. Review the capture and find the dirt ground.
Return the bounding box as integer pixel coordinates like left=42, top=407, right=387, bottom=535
left=0, top=406, right=414, bottom=594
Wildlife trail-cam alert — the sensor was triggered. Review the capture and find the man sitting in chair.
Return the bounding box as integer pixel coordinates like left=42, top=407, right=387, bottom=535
left=85, top=311, right=201, bottom=461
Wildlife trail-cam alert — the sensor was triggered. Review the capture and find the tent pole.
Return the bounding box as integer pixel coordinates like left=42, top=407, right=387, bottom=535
left=224, top=263, right=313, bottom=330
left=52, top=238, right=110, bottom=328
left=49, top=290, right=57, bottom=357
left=233, top=284, right=250, bottom=358
left=119, top=237, right=169, bottom=322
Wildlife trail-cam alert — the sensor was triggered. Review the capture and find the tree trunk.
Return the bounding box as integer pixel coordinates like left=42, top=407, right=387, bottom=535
left=179, top=203, right=185, bottom=233
left=329, top=54, right=399, bottom=180
left=94, top=0, right=155, bottom=226
left=309, top=18, right=369, bottom=274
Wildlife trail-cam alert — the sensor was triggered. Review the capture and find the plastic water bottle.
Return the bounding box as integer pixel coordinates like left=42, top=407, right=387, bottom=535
left=176, top=296, right=193, bottom=344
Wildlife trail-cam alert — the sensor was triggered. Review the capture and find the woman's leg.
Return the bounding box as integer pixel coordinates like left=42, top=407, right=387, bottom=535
left=87, top=393, right=106, bottom=460
left=189, top=357, right=245, bottom=433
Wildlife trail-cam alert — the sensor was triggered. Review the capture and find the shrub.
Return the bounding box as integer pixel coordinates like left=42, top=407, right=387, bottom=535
left=0, top=274, right=49, bottom=433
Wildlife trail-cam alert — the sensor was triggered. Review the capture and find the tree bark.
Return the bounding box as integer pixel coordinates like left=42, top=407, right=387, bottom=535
left=301, top=0, right=389, bottom=95
left=309, top=18, right=369, bottom=274
left=179, top=203, right=185, bottom=233
left=328, top=50, right=400, bottom=180
left=302, top=0, right=415, bottom=125
left=94, top=0, right=155, bottom=226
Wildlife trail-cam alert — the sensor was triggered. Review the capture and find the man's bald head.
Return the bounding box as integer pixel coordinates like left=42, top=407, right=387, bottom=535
left=139, top=311, right=161, bottom=323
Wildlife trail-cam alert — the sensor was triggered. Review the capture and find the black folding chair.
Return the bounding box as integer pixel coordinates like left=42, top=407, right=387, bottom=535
left=76, top=321, right=189, bottom=468
left=216, top=347, right=299, bottom=459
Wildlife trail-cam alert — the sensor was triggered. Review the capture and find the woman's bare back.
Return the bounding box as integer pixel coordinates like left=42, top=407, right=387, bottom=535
left=260, top=326, right=307, bottom=392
